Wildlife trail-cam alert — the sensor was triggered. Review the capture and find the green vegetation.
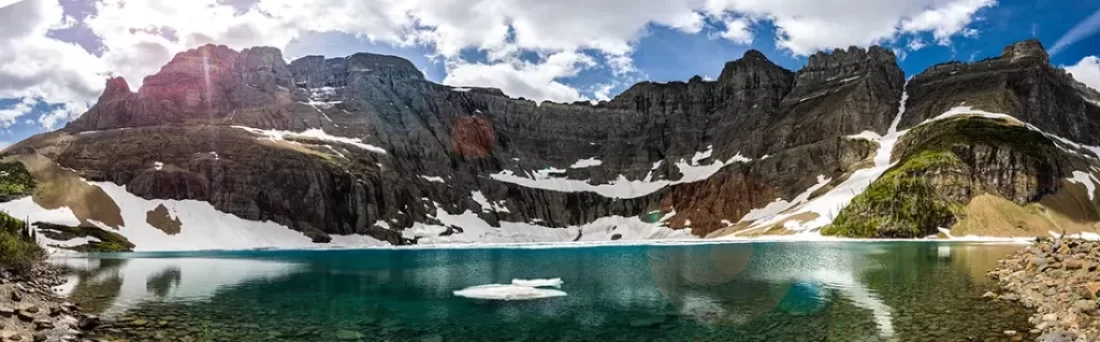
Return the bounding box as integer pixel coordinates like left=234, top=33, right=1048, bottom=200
left=0, top=212, right=44, bottom=271
left=822, top=151, right=962, bottom=238
left=0, top=161, right=43, bottom=271
left=35, top=222, right=135, bottom=253
left=0, top=161, right=35, bottom=202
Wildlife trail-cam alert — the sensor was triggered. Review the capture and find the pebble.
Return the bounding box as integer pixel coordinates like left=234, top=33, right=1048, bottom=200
left=991, top=238, right=1100, bottom=340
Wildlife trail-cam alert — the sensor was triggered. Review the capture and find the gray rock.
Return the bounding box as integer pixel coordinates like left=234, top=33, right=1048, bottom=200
left=1071, top=299, right=1097, bottom=313
left=1036, top=331, right=1077, bottom=342
left=76, top=315, right=99, bottom=331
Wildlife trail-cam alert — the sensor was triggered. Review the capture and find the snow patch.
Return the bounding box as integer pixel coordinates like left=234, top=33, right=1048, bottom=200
left=471, top=191, right=510, bottom=213
left=420, top=175, right=446, bottom=183
left=569, top=157, right=603, bottom=169
left=403, top=205, right=693, bottom=244
left=928, top=105, right=1022, bottom=124
left=846, top=131, right=881, bottom=141
left=491, top=146, right=750, bottom=199
left=451, top=87, right=472, bottom=92
left=1050, top=231, right=1100, bottom=241
left=153, top=161, right=163, bottom=171
left=233, top=126, right=387, bottom=154
left=739, top=175, right=831, bottom=222
left=0, top=181, right=391, bottom=251
left=1068, top=171, right=1099, bottom=200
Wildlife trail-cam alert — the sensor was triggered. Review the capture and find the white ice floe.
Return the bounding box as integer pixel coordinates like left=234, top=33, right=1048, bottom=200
left=511, top=278, right=563, bottom=288
left=1068, top=171, right=1099, bottom=200
left=420, top=175, right=446, bottom=183
left=569, top=157, right=603, bottom=169
left=452, top=283, right=566, bottom=301
left=490, top=145, right=750, bottom=199
left=233, top=126, right=387, bottom=154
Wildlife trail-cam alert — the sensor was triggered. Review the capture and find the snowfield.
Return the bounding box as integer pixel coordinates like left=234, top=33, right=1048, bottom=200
left=0, top=181, right=389, bottom=252
left=490, top=145, right=752, bottom=199
left=233, top=126, right=387, bottom=154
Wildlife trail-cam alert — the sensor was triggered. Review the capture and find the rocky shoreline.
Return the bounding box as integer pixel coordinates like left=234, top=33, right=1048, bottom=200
left=0, top=264, right=97, bottom=342
left=989, top=239, right=1100, bottom=342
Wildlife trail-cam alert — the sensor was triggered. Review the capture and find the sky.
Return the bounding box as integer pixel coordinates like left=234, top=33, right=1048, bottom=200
left=1, top=0, right=1099, bottom=148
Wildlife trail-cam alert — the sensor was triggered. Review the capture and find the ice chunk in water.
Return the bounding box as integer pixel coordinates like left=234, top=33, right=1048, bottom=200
left=511, top=278, right=563, bottom=288
left=453, top=284, right=566, bottom=301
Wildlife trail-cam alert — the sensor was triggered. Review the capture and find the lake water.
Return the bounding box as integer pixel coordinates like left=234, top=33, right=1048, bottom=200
left=52, top=242, right=1037, bottom=342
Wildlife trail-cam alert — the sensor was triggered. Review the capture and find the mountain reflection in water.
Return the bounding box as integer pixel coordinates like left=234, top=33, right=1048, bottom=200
left=51, top=242, right=1033, bottom=342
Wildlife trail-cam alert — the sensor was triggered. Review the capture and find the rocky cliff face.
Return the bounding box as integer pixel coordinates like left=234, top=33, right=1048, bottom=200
left=5, top=40, right=1100, bottom=249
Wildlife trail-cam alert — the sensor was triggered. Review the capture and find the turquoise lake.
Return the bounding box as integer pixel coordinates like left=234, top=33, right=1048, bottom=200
left=52, top=242, right=1037, bottom=341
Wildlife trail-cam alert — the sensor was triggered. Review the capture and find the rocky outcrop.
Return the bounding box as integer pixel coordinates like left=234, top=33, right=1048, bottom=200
left=824, top=115, right=1097, bottom=238
left=901, top=40, right=1100, bottom=146
left=6, top=40, right=1099, bottom=245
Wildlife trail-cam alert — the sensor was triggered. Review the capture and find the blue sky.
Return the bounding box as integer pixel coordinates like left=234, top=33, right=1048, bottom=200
left=1, top=0, right=1100, bottom=147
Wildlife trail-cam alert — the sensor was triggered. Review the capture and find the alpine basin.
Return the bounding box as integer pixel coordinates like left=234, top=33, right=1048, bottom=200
left=54, top=242, right=1035, bottom=341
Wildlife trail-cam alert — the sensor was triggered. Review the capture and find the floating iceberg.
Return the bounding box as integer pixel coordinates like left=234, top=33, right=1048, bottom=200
left=453, top=278, right=567, bottom=300
left=510, top=278, right=563, bottom=288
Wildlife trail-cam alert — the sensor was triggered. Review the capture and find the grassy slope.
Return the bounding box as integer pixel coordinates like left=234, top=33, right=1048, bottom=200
left=821, top=150, right=962, bottom=237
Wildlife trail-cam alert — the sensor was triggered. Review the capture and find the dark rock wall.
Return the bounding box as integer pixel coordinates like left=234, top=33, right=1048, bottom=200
left=11, top=39, right=1093, bottom=243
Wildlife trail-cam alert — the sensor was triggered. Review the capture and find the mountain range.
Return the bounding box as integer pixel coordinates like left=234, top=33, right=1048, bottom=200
left=3, top=39, right=1100, bottom=251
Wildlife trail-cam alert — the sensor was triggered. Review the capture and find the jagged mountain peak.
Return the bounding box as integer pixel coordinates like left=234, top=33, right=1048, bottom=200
left=806, top=45, right=897, bottom=69
left=100, top=76, right=132, bottom=101
left=1000, top=39, right=1049, bottom=63
left=741, top=49, right=769, bottom=61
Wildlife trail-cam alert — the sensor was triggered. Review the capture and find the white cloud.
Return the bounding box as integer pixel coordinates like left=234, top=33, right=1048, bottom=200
left=1066, top=56, right=1100, bottom=93
left=0, top=0, right=1003, bottom=130
left=907, top=38, right=926, bottom=51
left=444, top=51, right=596, bottom=103
left=705, top=0, right=996, bottom=55
left=892, top=48, right=908, bottom=61
left=85, top=0, right=296, bottom=90
left=0, top=97, right=36, bottom=127
left=899, top=0, right=995, bottom=45
left=719, top=16, right=754, bottom=45
left=0, top=0, right=104, bottom=127
left=592, top=83, right=616, bottom=102
left=1050, top=9, right=1100, bottom=56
